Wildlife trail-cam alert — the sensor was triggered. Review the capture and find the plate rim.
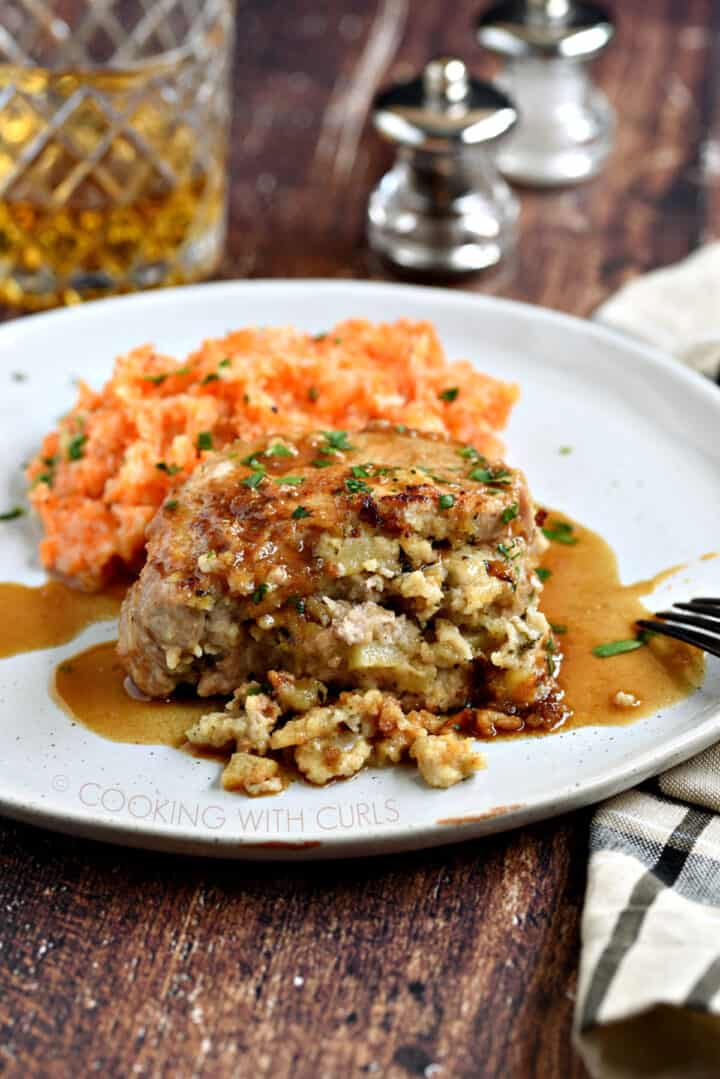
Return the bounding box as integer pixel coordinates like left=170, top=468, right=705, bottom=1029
left=1, top=277, right=719, bottom=859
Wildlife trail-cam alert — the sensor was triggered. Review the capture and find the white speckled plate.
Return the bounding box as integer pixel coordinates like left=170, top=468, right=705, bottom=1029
left=1, top=280, right=719, bottom=859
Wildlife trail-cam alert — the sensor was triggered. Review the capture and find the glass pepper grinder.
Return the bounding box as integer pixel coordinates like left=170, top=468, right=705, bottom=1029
left=475, top=0, right=616, bottom=186
left=367, top=57, right=519, bottom=276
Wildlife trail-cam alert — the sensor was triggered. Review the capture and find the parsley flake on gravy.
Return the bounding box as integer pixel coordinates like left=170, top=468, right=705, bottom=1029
left=439, top=387, right=459, bottom=403
left=592, top=639, right=646, bottom=658
left=345, top=477, right=371, bottom=494
left=501, top=502, right=519, bottom=524
left=322, top=430, right=354, bottom=452
left=438, top=494, right=455, bottom=510
left=542, top=519, right=578, bottom=545
left=243, top=469, right=265, bottom=489
left=196, top=431, right=213, bottom=451
left=292, top=506, right=311, bottom=520
left=267, top=443, right=294, bottom=458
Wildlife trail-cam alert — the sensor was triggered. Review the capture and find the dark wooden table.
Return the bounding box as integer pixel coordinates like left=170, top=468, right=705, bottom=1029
left=2, top=2, right=716, bottom=1075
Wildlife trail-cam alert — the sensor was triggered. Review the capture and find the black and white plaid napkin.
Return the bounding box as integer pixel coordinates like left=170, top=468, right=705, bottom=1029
left=575, top=748, right=720, bottom=1078
left=573, top=256, right=720, bottom=1076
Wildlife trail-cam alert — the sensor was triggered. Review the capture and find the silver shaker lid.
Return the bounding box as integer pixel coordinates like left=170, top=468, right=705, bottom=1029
left=372, top=57, right=517, bottom=152
left=476, top=0, right=614, bottom=61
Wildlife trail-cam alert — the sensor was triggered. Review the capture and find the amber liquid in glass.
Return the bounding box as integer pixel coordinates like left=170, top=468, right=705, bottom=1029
left=0, top=65, right=227, bottom=308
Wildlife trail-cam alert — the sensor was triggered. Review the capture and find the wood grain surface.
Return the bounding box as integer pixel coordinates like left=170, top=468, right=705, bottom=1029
left=1, top=1, right=717, bottom=1076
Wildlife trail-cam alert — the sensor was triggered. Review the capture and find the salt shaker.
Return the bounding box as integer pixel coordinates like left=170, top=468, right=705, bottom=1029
left=476, top=0, right=615, bottom=185
left=367, top=57, right=519, bottom=275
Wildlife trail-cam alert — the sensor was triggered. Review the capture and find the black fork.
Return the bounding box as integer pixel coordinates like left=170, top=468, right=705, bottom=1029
left=637, top=597, right=720, bottom=659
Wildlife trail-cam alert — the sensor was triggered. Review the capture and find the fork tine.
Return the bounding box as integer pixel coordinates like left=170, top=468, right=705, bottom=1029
left=674, top=600, right=720, bottom=617
left=685, top=597, right=720, bottom=608
left=656, top=610, right=720, bottom=633
left=636, top=618, right=720, bottom=659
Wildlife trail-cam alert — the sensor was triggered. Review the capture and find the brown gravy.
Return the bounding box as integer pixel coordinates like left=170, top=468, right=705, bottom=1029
left=53, top=641, right=211, bottom=746
left=0, top=580, right=125, bottom=658
left=541, top=513, right=704, bottom=729
left=30, top=511, right=709, bottom=748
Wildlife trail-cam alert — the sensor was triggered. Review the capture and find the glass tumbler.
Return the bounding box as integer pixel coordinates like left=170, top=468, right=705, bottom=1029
left=0, top=0, right=235, bottom=308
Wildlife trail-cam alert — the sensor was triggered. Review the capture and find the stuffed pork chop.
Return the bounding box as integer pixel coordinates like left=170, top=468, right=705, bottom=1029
left=118, top=425, right=564, bottom=734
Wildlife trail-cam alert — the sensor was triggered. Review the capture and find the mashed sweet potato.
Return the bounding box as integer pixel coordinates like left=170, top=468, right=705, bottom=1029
left=27, top=319, right=518, bottom=590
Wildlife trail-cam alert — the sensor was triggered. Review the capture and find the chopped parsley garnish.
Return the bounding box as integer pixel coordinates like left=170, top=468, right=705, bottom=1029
left=458, top=445, right=484, bottom=462
left=219, top=357, right=232, bottom=368
left=0, top=507, right=24, bottom=521
left=592, top=638, right=645, bottom=658
left=202, top=372, right=220, bottom=385
left=542, top=520, right=578, bottom=545
left=196, top=431, right=213, bottom=451
left=245, top=684, right=264, bottom=696
left=292, top=596, right=306, bottom=614
left=67, top=433, right=87, bottom=461
left=32, top=472, right=53, bottom=488
left=550, top=623, right=567, bottom=634
left=155, top=462, right=181, bottom=475
left=351, top=465, right=371, bottom=478
left=308, top=386, right=319, bottom=402
left=292, top=506, right=311, bottom=519
left=545, top=637, right=558, bottom=674
left=164, top=499, right=178, bottom=511
left=497, top=541, right=520, bottom=561
left=395, top=424, right=408, bottom=433
left=252, top=583, right=268, bottom=604
left=536, top=567, right=552, bottom=582
left=439, top=387, right=459, bottom=403
left=333, top=337, right=342, bottom=345
left=276, top=475, right=304, bottom=486
left=322, top=430, right=353, bottom=452
left=267, top=443, right=293, bottom=458
left=345, top=478, right=371, bottom=494
left=470, top=467, right=511, bottom=485
left=438, top=494, right=455, bottom=510
left=312, top=457, right=334, bottom=468
left=243, top=469, right=265, bottom=489
left=241, top=453, right=263, bottom=468
left=501, top=502, right=519, bottom=524
left=144, top=366, right=189, bottom=385
left=559, top=446, right=573, bottom=455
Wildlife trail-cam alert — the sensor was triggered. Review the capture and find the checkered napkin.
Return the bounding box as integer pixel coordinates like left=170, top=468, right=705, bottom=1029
left=573, top=248, right=720, bottom=1078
